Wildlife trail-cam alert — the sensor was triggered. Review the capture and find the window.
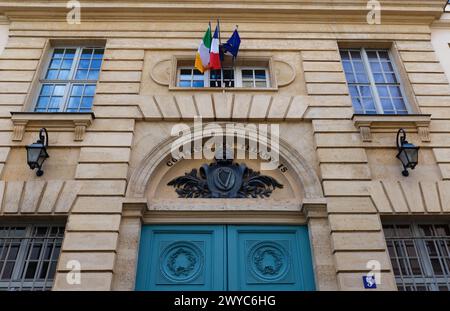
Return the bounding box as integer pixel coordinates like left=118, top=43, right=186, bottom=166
left=0, top=224, right=64, bottom=291
left=210, top=68, right=235, bottom=88
left=178, top=68, right=205, bottom=88
left=176, top=66, right=270, bottom=88
left=383, top=222, right=450, bottom=291
left=35, top=47, right=104, bottom=112
left=340, top=48, right=408, bottom=115
left=241, top=68, right=268, bottom=88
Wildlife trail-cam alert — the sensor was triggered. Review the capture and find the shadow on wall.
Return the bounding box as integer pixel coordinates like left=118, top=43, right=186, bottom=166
left=0, top=17, right=9, bottom=55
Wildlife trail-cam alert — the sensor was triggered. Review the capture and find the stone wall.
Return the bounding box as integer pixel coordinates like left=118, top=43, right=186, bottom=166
left=0, top=0, right=448, bottom=290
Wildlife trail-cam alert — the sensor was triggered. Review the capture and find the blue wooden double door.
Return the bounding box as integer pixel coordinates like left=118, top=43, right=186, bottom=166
left=135, top=225, right=315, bottom=291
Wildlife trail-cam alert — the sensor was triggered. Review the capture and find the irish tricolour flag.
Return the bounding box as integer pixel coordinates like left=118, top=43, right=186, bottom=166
left=194, top=26, right=212, bottom=73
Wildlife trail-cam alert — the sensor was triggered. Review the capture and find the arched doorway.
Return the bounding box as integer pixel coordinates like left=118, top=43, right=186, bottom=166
left=113, top=126, right=337, bottom=290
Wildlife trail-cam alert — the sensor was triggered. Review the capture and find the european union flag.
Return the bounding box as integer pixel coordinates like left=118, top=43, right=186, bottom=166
left=223, top=28, right=241, bottom=59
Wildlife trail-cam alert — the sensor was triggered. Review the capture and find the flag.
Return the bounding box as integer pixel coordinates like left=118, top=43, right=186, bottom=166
left=195, top=25, right=212, bottom=73
left=223, top=28, right=241, bottom=58
left=209, top=25, right=221, bottom=70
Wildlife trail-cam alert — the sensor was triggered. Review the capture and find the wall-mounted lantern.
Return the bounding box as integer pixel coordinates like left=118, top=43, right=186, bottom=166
left=26, top=128, right=49, bottom=177
left=396, top=128, right=419, bottom=177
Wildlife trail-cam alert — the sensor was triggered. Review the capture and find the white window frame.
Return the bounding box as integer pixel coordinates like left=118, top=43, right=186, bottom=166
left=383, top=221, right=450, bottom=291
left=343, top=48, right=411, bottom=114
left=34, top=46, right=104, bottom=112
left=177, top=66, right=206, bottom=88
left=176, top=66, right=270, bottom=88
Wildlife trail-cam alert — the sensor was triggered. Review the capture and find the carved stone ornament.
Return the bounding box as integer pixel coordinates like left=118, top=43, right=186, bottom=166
left=273, top=60, right=295, bottom=87
left=150, top=58, right=171, bottom=86
left=168, top=148, right=283, bottom=199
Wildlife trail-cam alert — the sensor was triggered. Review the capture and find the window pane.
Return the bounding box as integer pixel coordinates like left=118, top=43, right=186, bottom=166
left=385, top=73, right=397, bottom=83
left=91, top=59, right=102, bottom=69
left=81, top=48, right=93, bottom=58
left=61, top=59, right=73, bottom=69
left=53, top=85, right=66, bottom=96
left=355, top=73, right=369, bottom=83
left=360, top=86, right=372, bottom=97
left=370, top=62, right=382, bottom=73
left=57, top=70, right=70, bottom=80
left=340, top=51, right=350, bottom=60
left=255, top=81, right=267, bottom=88
left=84, top=85, right=96, bottom=96
left=78, top=59, right=90, bottom=69
left=192, top=80, right=204, bottom=88
left=71, top=85, right=84, bottom=96
left=65, top=49, right=76, bottom=59
left=382, top=61, right=394, bottom=71
left=45, top=48, right=76, bottom=81
left=342, top=61, right=353, bottom=73
left=81, top=97, right=93, bottom=108
left=180, top=69, right=192, bottom=75
left=49, top=59, right=61, bottom=69
left=49, top=97, right=62, bottom=111
left=242, top=81, right=253, bottom=88
left=87, top=70, right=100, bottom=80
left=254, top=70, right=266, bottom=80
left=362, top=98, right=376, bottom=113
left=67, top=97, right=81, bottom=110
left=378, top=51, right=390, bottom=60
left=178, top=80, right=191, bottom=87
left=93, top=49, right=104, bottom=59
left=45, top=70, right=58, bottom=80
left=53, top=49, right=65, bottom=59
left=350, top=51, right=362, bottom=60
left=40, top=85, right=53, bottom=96
left=242, top=70, right=253, bottom=79
left=75, top=48, right=104, bottom=81
left=353, top=61, right=365, bottom=73
left=75, top=69, right=88, bottom=80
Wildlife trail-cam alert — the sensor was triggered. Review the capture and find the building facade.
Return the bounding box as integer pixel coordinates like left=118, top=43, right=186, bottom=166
left=0, top=0, right=449, bottom=291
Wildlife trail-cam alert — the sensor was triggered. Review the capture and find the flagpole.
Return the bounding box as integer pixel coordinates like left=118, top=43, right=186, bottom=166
left=217, top=18, right=221, bottom=45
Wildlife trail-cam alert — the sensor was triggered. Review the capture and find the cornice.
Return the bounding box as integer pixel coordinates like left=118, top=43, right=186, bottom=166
left=0, top=0, right=445, bottom=23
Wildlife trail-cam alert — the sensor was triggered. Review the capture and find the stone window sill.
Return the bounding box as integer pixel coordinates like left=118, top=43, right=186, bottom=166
left=352, top=114, right=431, bottom=142
left=168, top=87, right=278, bottom=92
left=10, top=112, right=95, bottom=142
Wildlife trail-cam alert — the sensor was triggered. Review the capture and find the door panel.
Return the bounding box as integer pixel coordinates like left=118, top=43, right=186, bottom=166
left=135, top=225, right=225, bottom=291
left=135, top=225, right=315, bottom=291
left=227, top=225, right=315, bottom=291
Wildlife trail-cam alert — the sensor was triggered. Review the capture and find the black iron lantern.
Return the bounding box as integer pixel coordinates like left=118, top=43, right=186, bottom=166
left=26, top=128, right=49, bottom=176
left=396, top=128, right=419, bottom=177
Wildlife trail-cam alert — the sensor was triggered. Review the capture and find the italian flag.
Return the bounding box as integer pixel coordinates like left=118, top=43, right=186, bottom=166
left=194, top=26, right=212, bottom=73
left=209, top=26, right=221, bottom=70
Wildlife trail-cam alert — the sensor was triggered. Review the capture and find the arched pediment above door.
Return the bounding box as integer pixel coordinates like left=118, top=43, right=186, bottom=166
left=126, top=123, right=324, bottom=204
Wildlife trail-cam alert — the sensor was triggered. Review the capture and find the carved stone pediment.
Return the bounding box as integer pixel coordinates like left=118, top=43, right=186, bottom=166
left=168, top=151, right=283, bottom=199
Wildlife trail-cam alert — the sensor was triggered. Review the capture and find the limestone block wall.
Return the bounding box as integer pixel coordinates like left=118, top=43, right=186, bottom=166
left=0, top=0, right=447, bottom=291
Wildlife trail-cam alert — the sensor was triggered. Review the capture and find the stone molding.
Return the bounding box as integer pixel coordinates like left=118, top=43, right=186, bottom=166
left=301, top=199, right=328, bottom=220
left=352, top=114, right=431, bottom=142
left=126, top=123, right=324, bottom=200
left=11, top=112, right=95, bottom=142
left=122, top=199, right=146, bottom=219
left=0, top=180, right=81, bottom=215
left=0, top=1, right=444, bottom=22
